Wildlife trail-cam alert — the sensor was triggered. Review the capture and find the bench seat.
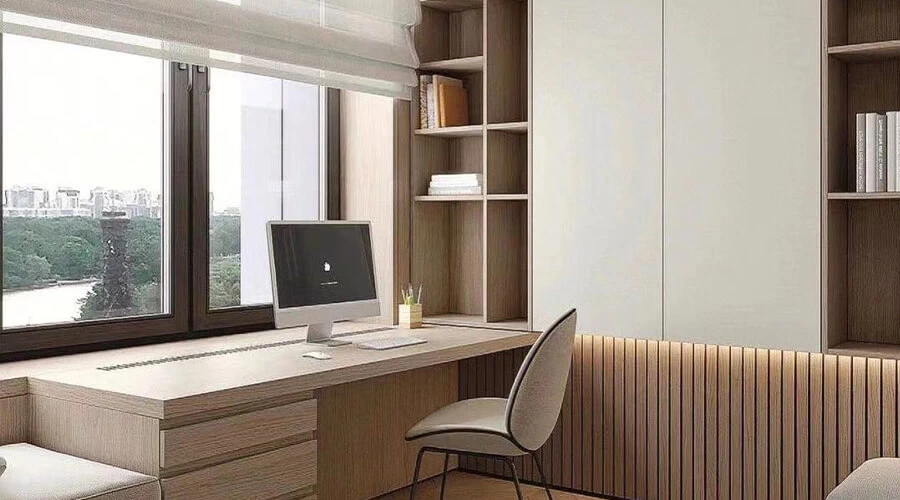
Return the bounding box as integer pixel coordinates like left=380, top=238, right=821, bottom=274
left=828, top=458, right=900, bottom=500
left=0, top=443, right=160, bottom=500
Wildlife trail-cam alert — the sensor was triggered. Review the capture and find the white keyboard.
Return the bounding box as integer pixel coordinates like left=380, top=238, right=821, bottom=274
left=355, top=337, right=427, bottom=350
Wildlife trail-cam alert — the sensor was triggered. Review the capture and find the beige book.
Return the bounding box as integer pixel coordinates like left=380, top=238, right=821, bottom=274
left=438, top=84, right=469, bottom=127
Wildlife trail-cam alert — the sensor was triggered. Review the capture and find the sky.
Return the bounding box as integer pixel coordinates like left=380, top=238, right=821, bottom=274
left=2, top=34, right=244, bottom=209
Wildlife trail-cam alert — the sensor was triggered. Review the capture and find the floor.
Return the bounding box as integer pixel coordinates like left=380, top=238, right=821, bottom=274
left=377, top=471, right=603, bottom=500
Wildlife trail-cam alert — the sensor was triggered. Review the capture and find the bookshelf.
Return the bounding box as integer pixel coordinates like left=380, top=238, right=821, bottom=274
left=823, top=0, right=900, bottom=357
left=410, top=0, right=531, bottom=331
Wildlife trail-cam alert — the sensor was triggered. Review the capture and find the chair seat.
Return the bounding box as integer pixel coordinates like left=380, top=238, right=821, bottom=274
left=0, top=443, right=160, bottom=500
left=827, top=458, right=900, bottom=500
left=405, top=397, right=527, bottom=456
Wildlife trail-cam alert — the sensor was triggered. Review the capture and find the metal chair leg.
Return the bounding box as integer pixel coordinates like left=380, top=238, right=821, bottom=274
left=439, top=453, right=450, bottom=499
left=501, top=457, right=524, bottom=500
left=531, top=452, right=553, bottom=500
left=409, top=448, right=427, bottom=500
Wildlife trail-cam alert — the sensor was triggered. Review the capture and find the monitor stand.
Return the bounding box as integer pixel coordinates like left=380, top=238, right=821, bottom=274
left=306, top=322, right=351, bottom=347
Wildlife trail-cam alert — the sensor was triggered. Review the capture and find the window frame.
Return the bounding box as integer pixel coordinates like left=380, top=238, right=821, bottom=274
left=0, top=50, right=339, bottom=358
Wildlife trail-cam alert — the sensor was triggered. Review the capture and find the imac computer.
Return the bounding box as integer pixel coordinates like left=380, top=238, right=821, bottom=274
left=267, top=221, right=381, bottom=346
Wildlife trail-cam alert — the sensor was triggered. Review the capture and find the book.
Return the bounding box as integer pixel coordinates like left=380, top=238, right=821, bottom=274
left=878, top=114, right=887, bottom=192
left=856, top=113, right=866, bottom=193
left=890, top=112, right=897, bottom=191
left=419, top=75, right=432, bottom=129
left=438, top=84, right=469, bottom=127
left=430, top=76, right=463, bottom=128
left=426, top=83, right=436, bottom=128
left=431, top=173, right=482, bottom=184
left=427, top=186, right=483, bottom=196
left=866, top=113, right=878, bottom=192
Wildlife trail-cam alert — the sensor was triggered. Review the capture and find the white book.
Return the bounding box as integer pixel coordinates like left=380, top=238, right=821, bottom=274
left=430, top=179, right=482, bottom=187
left=430, top=76, right=463, bottom=128
left=866, top=113, right=878, bottom=192
left=856, top=113, right=866, bottom=193
left=895, top=112, right=900, bottom=192
left=426, top=83, right=436, bottom=128
left=889, top=112, right=897, bottom=192
left=878, top=114, right=888, bottom=192
left=428, top=186, right=482, bottom=196
left=431, top=173, right=482, bottom=182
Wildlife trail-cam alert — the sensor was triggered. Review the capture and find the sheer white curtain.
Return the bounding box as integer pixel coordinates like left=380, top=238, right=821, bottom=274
left=0, top=0, right=421, bottom=98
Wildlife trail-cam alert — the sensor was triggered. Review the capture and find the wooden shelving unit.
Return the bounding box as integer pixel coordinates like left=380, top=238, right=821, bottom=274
left=410, top=0, right=531, bottom=331
left=823, top=0, right=900, bottom=357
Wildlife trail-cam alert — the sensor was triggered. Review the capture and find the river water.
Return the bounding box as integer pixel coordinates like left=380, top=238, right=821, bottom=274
left=2, top=281, right=96, bottom=328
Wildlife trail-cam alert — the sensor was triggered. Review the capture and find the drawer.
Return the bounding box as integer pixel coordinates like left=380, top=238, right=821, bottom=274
left=161, top=440, right=316, bottom=500
left=160, top=398, right=316, bottom=470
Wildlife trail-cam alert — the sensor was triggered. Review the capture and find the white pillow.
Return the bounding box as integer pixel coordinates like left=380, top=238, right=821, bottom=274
left=0, top=456, right=6, bottom=477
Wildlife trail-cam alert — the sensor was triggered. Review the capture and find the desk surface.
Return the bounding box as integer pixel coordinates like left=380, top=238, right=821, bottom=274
left=4, top=323, right=536, bottom=419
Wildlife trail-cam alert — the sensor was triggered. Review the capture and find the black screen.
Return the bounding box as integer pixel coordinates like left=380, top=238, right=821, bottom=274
left=270, top=223, right=377, bottom=308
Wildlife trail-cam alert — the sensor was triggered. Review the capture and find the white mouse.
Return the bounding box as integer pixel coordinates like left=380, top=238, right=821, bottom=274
left=303, top=351, right=332, bottom=360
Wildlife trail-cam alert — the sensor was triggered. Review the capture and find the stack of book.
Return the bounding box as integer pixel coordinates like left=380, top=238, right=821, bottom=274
left=856, top=112, right=900, bottom=192
left=419, top=74, right=469, bottom=129
left=428, top=173, right=482, bottom=196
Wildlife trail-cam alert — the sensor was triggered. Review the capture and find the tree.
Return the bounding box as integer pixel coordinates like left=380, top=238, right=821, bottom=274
left=209, top=254, right=241, bottom=308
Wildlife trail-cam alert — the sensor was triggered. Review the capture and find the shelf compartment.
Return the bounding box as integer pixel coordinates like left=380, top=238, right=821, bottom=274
left=485, top=0, right=527, bottom=124
left=412, top=202, right=484, bottom=318
left=415, top=125, right=483, bottom=137
left=486, top=130, right=527, bottom=195
left=828, top=192, right=900, bottom=200
left=829, top=341, right=900, bottom=360
left=829, top=41, right=900, bottom=62
left=419, top=56, right=484, bottom=74
left=416, top=195, right=484, bottom=202
left=828, top=1, right=900, bottom=46
left=417, top=3, right=483, bottom=63
left=485, top=200, right=528, bottom=323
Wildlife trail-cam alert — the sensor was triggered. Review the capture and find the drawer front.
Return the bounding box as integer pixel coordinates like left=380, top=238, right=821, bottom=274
left=160, top=398, right=316, bottom=469
left=161, top=440, right=316, bottom=500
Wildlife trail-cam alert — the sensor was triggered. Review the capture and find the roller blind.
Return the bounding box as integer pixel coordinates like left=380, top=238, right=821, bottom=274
left=0, top=0, right=421, bottom=99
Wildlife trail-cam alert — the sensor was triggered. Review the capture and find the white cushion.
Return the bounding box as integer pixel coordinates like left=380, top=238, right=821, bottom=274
left=0, top=443, right=160, bottom=500
left=828, top=458, right=900, bottom=500
left=406, top=398, right=527, bottom=456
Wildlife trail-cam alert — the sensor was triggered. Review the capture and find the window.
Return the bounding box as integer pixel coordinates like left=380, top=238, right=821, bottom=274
left=207, top=69, right=321, bottom=311
left=0, top=35, right=330, bottom=357
left=2, top=35, right=170, bottom=329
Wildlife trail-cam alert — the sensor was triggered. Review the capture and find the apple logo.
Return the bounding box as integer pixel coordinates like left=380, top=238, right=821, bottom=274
left=324, top=261, right=331, bottom=272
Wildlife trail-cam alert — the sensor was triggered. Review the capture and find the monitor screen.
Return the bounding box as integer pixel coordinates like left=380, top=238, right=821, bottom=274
left=269, top=223, right=377, bottom=309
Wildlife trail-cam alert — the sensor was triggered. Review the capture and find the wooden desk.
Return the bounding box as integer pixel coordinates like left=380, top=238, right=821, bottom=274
left=0, top=323, right=536, bottom=499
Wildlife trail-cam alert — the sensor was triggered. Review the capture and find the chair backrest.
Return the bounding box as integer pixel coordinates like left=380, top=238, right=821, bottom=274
left=505, top=309, right=577, bottom=452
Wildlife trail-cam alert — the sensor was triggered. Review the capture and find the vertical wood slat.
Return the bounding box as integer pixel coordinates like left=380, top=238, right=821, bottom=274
left=669, top=342, right=682, bottom=499
left=636, top=340, right=648, bottom=500
left=693, top=343, right=706, bottom=500
left=624, top=339, right=636, bottom=499
left=458, top=339, right=900, bottom=500
left=682, top=343, right=694, bottom=500
left=706, top=345, right=718, bottom=500
left=614, top=338, right=626, bottom=497
left=730, top=346, right=742, bottom=500
left=867, top=358, right=882, bottom=460
left=797, top=352, right=810, bottom=500
left=718, top=345, right=730, bottom=500
left=742, top=348, right=756, bottom=500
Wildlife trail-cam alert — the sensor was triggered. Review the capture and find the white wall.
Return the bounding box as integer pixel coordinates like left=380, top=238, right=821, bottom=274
left=533, top=0, right=664, bottom=338
left=663, top=0, right=821, bottom=351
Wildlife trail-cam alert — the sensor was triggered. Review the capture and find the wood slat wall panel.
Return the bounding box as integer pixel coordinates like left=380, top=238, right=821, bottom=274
left=459, top=336, right=900, bottom=499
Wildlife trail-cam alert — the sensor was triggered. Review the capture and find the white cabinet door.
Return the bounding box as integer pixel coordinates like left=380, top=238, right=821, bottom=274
left=533, top=0, right=663, bottom=337
left=663, top=0, right=820, bottom=351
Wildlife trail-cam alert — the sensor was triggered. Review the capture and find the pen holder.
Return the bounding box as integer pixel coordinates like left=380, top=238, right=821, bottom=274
left=399, top=303, right=423, bottom=329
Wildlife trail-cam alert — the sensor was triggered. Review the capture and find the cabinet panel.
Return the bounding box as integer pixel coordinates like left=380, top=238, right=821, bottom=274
left=533, top=0, right=663, bottom=337
left=663, top=0, right=820, bottom=350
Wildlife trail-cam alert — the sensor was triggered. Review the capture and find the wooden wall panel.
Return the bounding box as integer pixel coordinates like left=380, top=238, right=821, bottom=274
left=460, top=335, right=900, bottom=500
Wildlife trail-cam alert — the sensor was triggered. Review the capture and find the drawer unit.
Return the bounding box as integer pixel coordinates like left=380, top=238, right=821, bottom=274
left=161, top=440, right=317, bottom=500
left=160, top=398, right=317, bottom=470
